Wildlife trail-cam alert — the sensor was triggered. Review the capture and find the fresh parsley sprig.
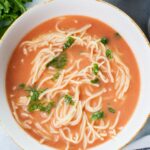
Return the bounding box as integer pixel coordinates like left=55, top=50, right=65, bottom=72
left=0, top=0, right=32, bottom=38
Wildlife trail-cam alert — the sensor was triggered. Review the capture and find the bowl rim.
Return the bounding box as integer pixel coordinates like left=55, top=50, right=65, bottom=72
left=0, top=0, right=150, bottom=150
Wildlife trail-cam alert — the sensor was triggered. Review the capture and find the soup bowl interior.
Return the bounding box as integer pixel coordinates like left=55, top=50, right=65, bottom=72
left=0, top=0, right=150, bottom=149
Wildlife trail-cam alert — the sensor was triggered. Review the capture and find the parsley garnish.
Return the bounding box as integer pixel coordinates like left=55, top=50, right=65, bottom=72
left=64, top=94, right=74, bottom=105
left=0, top=0, right=32, bottom=38
left=100, top=37, right=108, bottom=45
left=91, top=78, right=99, bottom=84
left=92, top=63, right=99, bottom=75
left=28, top=101, right=55, bottom=113
left=52, top=72, right=60, bottom=81
left=63, top=36, right=75, bottom=50
left=46, top=52, right=67, bottom=69
left=46, top=36, right=74, bottom=69
left=18, top=83, right=54, bottom=113
left=108, top=107, right=116, bottom=113
left=91, top=111, right=104, bottom=121
left=18, top=83, right=26, bottom=89
left=106, top=49, right=113, bottom=59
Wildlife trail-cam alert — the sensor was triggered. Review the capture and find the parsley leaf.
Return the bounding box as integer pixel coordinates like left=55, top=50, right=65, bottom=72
left=63, top=36, right=75, bottom=50
left=92, top=63, right=99, bottom=75
left=106, top=49, right=113, bottom=59
left=100, top=37, right=108, bottom=45
left=28, top=101, right=55, bottom=113
left=0, top=0, right=32, bottom=38
left=52, top=72, right=60, bottom=81
left=91, top=111, right=104, bottom=121
left=46, top=52, right=67, bottom=69
left=18, top=83, right=26, bottom=89
left=108, top=107, right=116, bottom=113
left=91, top=78, right=99, bottom=84
left=64, top=94, right=74, bottom=105
left=39, top=101, right=55, bottom=113
left=18, top=83, right=54, bottom=113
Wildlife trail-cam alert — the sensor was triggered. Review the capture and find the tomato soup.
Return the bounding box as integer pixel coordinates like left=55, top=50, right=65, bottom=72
left=6, top=16, right=140, bottom=150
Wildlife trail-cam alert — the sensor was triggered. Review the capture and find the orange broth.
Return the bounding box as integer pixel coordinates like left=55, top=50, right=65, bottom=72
left=6, top=16, right=140, bottom=149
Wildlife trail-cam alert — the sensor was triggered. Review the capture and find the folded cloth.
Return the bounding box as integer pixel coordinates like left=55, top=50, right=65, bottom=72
left=123, top=135, right=150, bottom=150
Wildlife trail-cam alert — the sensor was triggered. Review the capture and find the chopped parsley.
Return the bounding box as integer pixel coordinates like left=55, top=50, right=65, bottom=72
left=46, top=36, right=75, bottom=69
left=46, top=52, right=67, bottom=69
left=28, top=101, right=55, bottom=113
left=106, top=49, right=113, bottom=59
left=18, top=83, right=54, bottom=113
left=63, top=36, right=75, bottom=50
left=91, top=111, right=104, bottom=121
left=18, top=83, right=26, bottom=89
left=52, top=72, right=60, bottom=81
left=22, top=86, right=45, bottom=101
left=64, top=94, right=74, bottom=105
left=92, top=63, right=99, bottom=75
left=100, top=37, right=108, bottom=45
left=91, top=78, right=99, bottom=84
left=108, top=107, right=116, bottom=113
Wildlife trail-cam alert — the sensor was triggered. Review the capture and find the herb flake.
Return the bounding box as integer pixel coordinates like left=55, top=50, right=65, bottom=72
left=91, top=78, right=99, bottom=84
left=52, top=72, right=60, bottom=81
left=108, top=107, right=116, bottom=113
left=91, top=111, right=104, bottom=121
left=46, top=52, right=67, bottom=69
left=64, top=94, right=74, bottom=105
left=100, top=37, right=108, bottom=45
left=63, top=36, right=75, bottom=50
left=106, top=49, right=113, bottom=59
left=92, top=63, right=99, bottom=75
left=28, top=101, right=55, bottom=113
left=0, top=0, right=32, bottom=38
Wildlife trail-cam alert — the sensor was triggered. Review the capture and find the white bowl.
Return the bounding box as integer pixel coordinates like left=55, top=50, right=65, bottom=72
left=0, top=0, right=150, bottom=149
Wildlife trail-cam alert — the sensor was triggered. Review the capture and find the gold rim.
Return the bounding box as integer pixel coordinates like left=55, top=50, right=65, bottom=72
left=0, top=0, right=149, bottom=150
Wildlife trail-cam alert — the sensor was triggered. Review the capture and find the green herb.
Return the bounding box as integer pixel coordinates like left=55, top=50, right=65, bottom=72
left=63, top=36, right=75, bottom=50
left=46, top=52, right=67, bottom=69
left=100, top=37, right=108, bottom=45
left=46, top=37, right=74, bottom=69
left=64, top=94, right=74, bottom=105
left=18, top=83, right=26, bottom=89
left=115, top=32, right=121, bottom=38
left=0, top=0, right=32, bottom=38
left=106, top=49, right=113, bottom=59
left=19, top=83, right=54, bottom=113
left=92, top=63, right=99, bottom=75
left=91, top=111, right=104, bottom=121
left=52, top=72, right=60, bottom=81
left=38, top=101, right=55, bottom=113
left=28, top=102, right=39, bottom=112
left=28, top=101, right=55, bottom=113
left=108, top=107, right=116, bottom=113
left=30, top=88, right=40, bottom=101
left=19, top=85, right=44, bottom=101
left=91, top=78, right=99, bottom=84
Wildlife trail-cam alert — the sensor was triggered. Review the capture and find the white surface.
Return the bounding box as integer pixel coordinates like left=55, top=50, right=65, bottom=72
left=0, top=125, right=20, bottom=150
left=0, top=0, right=150, bottom=150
